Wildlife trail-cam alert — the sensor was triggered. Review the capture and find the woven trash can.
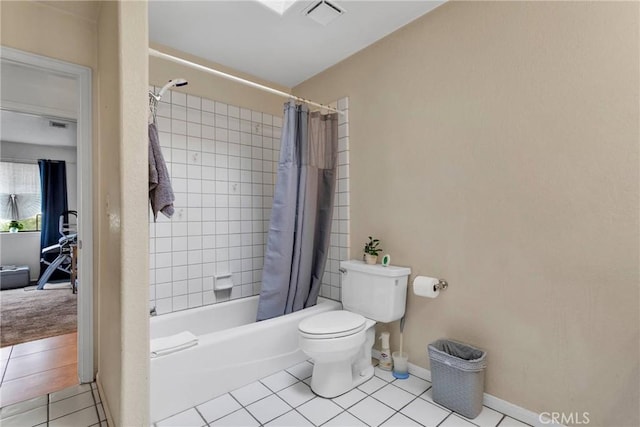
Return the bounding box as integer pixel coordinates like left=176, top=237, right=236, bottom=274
left=428, top=339, right=487, bottom=419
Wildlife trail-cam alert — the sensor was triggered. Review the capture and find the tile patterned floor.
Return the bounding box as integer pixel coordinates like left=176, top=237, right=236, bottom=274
left=0, top=359, right=533, bottom=427
left=0, top=381, right=106, bottom=427
left=154, top=362, right=532, bottom=427
left=0, top=332, right=78, bottom=407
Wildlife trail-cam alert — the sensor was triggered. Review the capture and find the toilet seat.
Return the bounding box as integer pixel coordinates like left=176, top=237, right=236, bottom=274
left=299, top=310, right=366, bottom=339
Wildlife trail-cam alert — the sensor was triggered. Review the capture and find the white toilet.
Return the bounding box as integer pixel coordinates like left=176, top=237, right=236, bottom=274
left=298, top=260, right=411, bottom=398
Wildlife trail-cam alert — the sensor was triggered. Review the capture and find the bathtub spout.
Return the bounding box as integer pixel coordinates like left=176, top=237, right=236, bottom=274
left=150, top=306, right=157, bottom=317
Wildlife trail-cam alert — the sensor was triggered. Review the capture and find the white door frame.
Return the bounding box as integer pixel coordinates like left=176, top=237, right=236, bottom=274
left=1, top=46, right=94, bottom=383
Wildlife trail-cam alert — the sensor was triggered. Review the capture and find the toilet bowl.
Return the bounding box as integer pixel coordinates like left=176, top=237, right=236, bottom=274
left=299, top=311, right=376, bottom=397
left=298, top=260, right=411, bottom=398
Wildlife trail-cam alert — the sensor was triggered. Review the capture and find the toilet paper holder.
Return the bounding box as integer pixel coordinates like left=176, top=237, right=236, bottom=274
left=413, top=276, right=448, bottom=298
left=434, top=279, right=449, bottom=291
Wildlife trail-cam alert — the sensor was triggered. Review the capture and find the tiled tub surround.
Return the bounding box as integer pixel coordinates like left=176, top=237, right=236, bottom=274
left=149, top=89, right=282, bottom=315
left=149, top=91, right=350, bottom=315
left=320, top=97, right=350, bottom=302
left=150, top=296, right=341, bottom=422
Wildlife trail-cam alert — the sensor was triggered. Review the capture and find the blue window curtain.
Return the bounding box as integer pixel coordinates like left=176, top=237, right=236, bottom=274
left=38, top=159, right=69, bottom=281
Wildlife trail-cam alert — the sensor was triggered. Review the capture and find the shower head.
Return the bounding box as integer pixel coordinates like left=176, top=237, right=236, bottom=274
left=157, top=78, right=189, bottom=99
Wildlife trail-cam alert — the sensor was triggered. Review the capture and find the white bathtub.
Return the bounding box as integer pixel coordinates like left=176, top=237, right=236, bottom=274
left=150, top=296, right=341, bottom=422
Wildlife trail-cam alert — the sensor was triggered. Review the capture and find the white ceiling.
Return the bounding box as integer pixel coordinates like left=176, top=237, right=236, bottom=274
left=0, top=60, right=78, bottom=148
left=0, top=110, right=77, bottom=147
left=149, top=0, right=444, bottom=87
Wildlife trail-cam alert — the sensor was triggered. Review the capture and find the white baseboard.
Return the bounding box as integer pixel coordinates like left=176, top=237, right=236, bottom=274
left=371, top=350, right=558, bottom=427
left=406, top=361, right=431, bottom=381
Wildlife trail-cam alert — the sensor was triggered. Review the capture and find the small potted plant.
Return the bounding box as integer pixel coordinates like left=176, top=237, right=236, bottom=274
left=363, top=236, right=382, bottom=265
left=8, top=220, right=23, bottom=233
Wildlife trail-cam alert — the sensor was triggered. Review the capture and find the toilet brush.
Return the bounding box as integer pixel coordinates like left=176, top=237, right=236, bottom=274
left=393, top=316, right=410, bottom=379
left=399, top=315, right=405, bottom=356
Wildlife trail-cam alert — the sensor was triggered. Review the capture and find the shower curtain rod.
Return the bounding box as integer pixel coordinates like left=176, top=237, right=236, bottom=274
left=149, top=48, right=344, bottom=115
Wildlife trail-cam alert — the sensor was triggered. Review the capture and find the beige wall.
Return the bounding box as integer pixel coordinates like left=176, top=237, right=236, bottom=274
left=97, top=1, right=149, bottom=425
left=295, top=2, right=639, bottom=426
left=2, top=1, right=149, bottom=425
left=0, top=0, right=98, bottom=67
left=96, top=1, right=122, bottom=424
left=117, top=1, right=149, bottom=424
left=150, top=43, right=286, bottom=117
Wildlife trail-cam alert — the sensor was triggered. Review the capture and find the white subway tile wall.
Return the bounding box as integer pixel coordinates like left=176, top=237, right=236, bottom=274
left=320, top=97, right=350, bottom=301
left=149, top=89, right=349, bottom=314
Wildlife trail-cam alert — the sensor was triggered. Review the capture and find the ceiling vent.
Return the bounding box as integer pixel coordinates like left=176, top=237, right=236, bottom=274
left=305, top=1, right=344, bottom=26
left=49, top=120, right=68, bottom=129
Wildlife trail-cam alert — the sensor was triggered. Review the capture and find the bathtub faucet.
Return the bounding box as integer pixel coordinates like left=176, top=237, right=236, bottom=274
left=150, top=306, right=157, bottom=317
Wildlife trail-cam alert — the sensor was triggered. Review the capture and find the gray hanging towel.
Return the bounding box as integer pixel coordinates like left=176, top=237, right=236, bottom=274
left=149, top=123, right=174, bottom=220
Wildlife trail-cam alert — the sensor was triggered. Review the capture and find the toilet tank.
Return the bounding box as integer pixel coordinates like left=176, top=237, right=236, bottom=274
left=340, top=260, right=411, bottom=323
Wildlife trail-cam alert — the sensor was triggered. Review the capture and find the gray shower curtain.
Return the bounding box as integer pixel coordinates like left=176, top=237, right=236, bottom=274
left=256, top=102, right=339, bottom=321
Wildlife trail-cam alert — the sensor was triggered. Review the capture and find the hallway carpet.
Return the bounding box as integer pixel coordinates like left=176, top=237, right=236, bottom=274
left=0, top=287, right=76, bottom=347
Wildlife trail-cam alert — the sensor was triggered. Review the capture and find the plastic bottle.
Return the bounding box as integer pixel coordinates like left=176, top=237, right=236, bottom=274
left=378, top=332, right=392, bottom=370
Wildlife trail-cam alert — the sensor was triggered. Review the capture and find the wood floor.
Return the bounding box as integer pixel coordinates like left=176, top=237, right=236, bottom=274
left=0, top=332, right=78, bottom=407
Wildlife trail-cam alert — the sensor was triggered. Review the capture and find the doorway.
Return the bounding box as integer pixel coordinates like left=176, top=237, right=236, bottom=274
left=0, top=47, right=93, bottom=404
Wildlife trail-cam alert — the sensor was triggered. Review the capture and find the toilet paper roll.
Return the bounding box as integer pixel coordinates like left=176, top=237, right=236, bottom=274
left=413, top=276, right=440, bottom=298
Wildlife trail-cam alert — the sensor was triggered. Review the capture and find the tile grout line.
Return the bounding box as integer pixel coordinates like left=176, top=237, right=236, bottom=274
left=350, top=379, right=423, bottom=427
left=304, top=373, right=398, bottom=426
left=0, top=368, right=77, bottom=410
left=158, top=364, right=522, bottom=427
left=319, top=406, right=364, bottom=427
left=228, top=390, right=262, bottom=426
left=368, top=386, right=413, bottom=411
left=88, top=381, right=101, bottom=425
left=352, top=375, right=447, bottom=427
left=260, top=386, right=296, bottom=424
left=436, top=412, right=454, bottom=427
left=341, top=407, right=374, bottom=427
left=457, top=412, right=483, bottom=427
left=212, top=405, right=247, bottom=425
left=47, top=399, right=97, bottom=423
left=180, top=365, right=515, bottom=427
left=369, top=391, right=423, bottom=425
left=233, top=375, right=312, bottom=425
left=48, top=384, right=92, bottom=404
left=2, top=357, right=77, bottom=384
left=275, top=407, right=310, bottom=427
left=192, top=405, right=208, bottom=426
left=377, top=410, right=406, bottom=427
left=41, top=385, right=96, bottom=422
left=290, top=407, right=317, bottom=427
left=9, top=335, right=77, bottom=360
left=0, top=354, right=9, bottom=385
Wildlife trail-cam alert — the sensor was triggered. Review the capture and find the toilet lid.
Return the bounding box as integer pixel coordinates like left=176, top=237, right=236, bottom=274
left=299, top=311, right=366, bottom=338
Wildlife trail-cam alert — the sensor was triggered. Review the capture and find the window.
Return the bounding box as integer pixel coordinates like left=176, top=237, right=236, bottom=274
left=0, top=161, right=41, bottom=232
